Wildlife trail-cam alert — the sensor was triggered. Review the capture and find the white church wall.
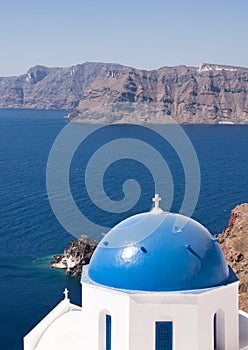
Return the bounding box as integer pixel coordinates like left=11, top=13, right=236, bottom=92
left=80, top=281, right=239, bottom=350
left=197, top=281, right=239, bottom=350
left=81, top=283, right=131, bottom=350
left=239, top=310, right=248, bottom=349
left=129, top=296, right=198, bottom=350
left=215, top=309, right=225, bottom=350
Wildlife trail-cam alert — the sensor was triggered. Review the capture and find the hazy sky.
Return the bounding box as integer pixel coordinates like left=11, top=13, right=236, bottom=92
left=0, top=0, right=247, bottom=76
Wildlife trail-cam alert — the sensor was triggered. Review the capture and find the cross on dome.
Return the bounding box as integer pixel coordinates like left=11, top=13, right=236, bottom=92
left=151, top=194, right=163, bottom=214
left=63, top=288, right=69, bottom=300
left=153, top=194, right=161, bottom=209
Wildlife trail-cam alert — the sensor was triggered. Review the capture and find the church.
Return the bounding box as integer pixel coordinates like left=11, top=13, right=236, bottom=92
left=24, top=195, right=248, bottom=350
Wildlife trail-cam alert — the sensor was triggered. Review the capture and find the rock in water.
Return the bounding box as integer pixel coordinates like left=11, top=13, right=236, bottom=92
left=218, top=203, right=248, bottom=312
left=51, top=235, right=97, bottom=277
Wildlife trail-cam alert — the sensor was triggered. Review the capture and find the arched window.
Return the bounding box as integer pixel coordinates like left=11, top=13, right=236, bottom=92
left=99, top=310, right=112, bottom=350
left=213, top=310, right=225, bottom=350
left=214, top=313, right=217, bottom=349
left=106, top=314, right=112, bottom=350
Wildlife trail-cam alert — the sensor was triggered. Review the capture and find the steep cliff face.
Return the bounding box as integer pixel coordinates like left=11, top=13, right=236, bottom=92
left=1, top=62, right=248, bottom=123
left=218, top=203, right=248, bottom=312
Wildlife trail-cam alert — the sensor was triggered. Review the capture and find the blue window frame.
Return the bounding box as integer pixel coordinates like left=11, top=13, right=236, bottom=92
left=155, top=321, right=173, bottom=350
left=106, top=314, right=112, bottom=350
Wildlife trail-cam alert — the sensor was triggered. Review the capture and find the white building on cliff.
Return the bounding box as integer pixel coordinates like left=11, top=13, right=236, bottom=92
left=24, top=195, right=248, bottom=350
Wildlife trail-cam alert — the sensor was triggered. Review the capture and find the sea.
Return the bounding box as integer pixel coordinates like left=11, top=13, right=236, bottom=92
left=0, top=109, right=248, bottom=350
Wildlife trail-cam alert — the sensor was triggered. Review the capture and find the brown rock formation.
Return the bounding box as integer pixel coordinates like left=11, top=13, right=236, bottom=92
left=1, top=62, right=248, bottom=124
left=51, top=234, right=97, bottom=277
left=218, top=203, right=248, bottom=312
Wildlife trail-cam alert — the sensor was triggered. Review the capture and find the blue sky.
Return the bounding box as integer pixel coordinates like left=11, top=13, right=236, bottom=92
left=0, top=0, right=247, bottom=76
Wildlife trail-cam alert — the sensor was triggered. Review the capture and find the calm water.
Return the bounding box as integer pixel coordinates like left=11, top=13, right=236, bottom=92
left=0, top=109, right=248, bottom=350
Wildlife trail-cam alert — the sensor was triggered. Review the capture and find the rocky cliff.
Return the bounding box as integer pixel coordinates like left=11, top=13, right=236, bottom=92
left=1, top=62, right=248, bottom=124
left=218, top=203, right=248, bottom=312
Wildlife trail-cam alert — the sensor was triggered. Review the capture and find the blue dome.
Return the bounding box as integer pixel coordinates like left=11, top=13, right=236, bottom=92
left=88, top=211, right=235, bottom=292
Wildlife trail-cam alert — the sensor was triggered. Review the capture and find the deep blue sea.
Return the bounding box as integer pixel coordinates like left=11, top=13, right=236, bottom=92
left=0, top=109, right=248, bottom=350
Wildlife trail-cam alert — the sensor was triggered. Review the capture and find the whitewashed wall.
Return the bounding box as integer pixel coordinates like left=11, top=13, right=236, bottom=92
left=81, top=280, right=239, bottom=350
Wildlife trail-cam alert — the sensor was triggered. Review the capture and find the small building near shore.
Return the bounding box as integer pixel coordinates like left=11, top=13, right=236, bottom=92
left=24, top=195, right=248, bottom=350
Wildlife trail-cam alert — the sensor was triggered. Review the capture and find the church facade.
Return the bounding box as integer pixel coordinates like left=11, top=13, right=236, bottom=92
left=24, top=195, right=248, bottom=350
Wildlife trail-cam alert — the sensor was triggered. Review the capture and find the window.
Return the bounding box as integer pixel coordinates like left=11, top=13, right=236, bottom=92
left=213, top=310, right=225, bottom=350
left=214, top=313, right=217, bottom=349
left=155, top=321, right=173, bottom=350
left=106, top=314, right=112, bottom=350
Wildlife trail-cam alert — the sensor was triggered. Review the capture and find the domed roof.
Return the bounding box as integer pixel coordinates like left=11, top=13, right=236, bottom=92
left=88, top=195, right=235, bottom=292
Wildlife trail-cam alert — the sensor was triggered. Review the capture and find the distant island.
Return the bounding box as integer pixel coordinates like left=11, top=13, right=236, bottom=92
left=1, top=62, right=248, bottom=124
